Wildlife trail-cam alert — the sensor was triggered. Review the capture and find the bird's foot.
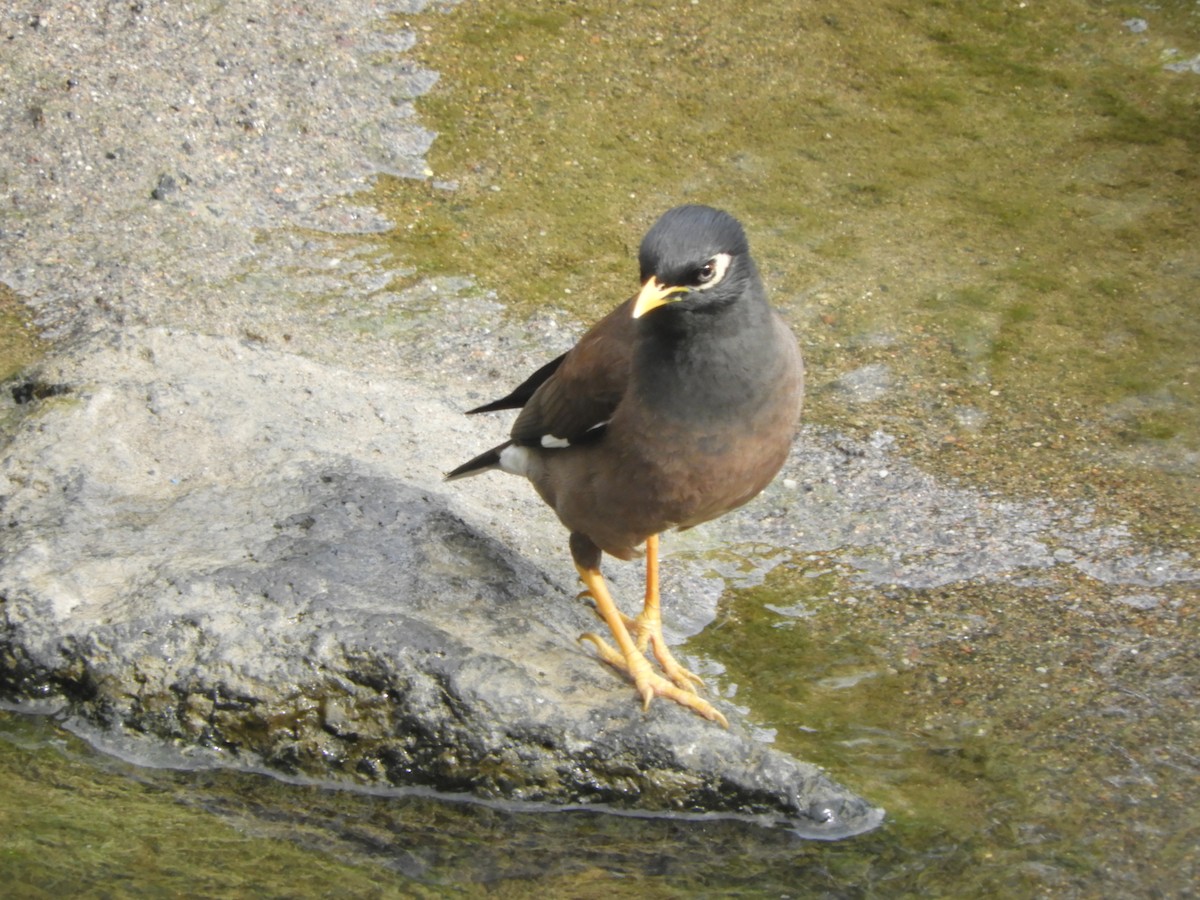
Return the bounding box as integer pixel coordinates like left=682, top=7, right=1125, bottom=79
left=578, top=632, right=729, bottom=728
left=579, top=594, right=702, bottom=693
left=627, top=611, right=706, bottom=694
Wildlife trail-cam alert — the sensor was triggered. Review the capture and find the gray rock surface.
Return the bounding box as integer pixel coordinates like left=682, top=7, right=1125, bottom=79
left=0, top=327, right=882, bottom=838
left=0, top=1, right=435, bottom=341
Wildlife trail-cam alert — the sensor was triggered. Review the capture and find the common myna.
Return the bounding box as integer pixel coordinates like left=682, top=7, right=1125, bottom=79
left=447, top=205, right=804, bottom=726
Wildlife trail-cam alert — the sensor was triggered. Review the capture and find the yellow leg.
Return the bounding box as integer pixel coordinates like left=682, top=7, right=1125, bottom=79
left=576, top=559, right=728, bottom=728
left=630, top=534, right=705, bottom=693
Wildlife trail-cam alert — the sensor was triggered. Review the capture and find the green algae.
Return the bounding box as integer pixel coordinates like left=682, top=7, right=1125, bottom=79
left=0, top=286, right=50, bottom=437
left=0, top=285, right=45, bottom=384
left=688, top=559, right=1199, bottom=895
left=372, top=0, right=1199, bottom=893
left=384, top=0, right=1199, bottom=538
left=0, top=712, right=441, bottom=898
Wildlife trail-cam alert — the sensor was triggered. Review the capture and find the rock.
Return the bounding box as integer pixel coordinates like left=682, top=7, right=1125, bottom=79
left=0, top=327, right=882, bottom=839
left=150, top=172, right=183, bottom=201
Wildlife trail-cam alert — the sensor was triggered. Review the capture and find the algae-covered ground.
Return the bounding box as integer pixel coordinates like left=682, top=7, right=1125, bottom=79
left=2, top=0, right=1198, bottom=896
left=386, top=0, right=1199, bottom=536
left=0, top=285, right=44, bottom=383
left=383, top=0, right=1199, bottom=893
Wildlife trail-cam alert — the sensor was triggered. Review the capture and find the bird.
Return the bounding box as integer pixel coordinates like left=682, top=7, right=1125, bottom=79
left=447, top=205, right=804, bottom=727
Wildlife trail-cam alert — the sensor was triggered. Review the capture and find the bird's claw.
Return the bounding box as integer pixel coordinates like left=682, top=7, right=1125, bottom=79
left=579, top=611, right=700, bottom=692
left=630, top=616, right=705, bottom=691
left=578, top=632, right=728, bottom=727
left=578, top=631, right=624, bottom=667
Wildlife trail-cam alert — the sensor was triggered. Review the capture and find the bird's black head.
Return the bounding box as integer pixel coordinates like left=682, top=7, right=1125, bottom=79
left=633, top=205, right=755, bottom=319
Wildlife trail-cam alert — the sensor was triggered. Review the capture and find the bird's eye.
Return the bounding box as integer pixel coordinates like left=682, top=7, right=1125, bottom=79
left=691, top=253, right=731, bottom=290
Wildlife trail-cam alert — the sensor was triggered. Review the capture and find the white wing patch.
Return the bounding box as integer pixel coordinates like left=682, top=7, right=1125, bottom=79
left=539, top=420, right=608, bottom=448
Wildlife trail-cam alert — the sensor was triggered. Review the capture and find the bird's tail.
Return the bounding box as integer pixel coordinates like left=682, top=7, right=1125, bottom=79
left=444, top=442, right=510, bottom=481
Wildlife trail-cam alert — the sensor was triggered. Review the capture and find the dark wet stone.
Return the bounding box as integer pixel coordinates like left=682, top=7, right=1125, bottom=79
left=9, top=380, right=71, bottom=404
left=150, top=173, right=181, bottom=200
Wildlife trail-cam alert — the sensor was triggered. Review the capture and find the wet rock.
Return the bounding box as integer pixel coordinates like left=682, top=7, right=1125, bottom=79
left=1116, top=594, right=1160, bottom=610
left=0, top=327, right=882, bottom=838
left=9, top=380, right=71, bottom=404
left=1163, top=54, right=1200, bottom=75
left=150, top=173, right=183, bottom=201
left=0, top=1, right=435, bottom=340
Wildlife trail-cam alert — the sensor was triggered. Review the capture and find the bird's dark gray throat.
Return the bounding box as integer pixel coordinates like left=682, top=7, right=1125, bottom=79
left=632, top=271, right=784, bottom=422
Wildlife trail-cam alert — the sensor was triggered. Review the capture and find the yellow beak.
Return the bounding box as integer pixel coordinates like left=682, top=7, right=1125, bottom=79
left=631, top=277, right=688, bottom=319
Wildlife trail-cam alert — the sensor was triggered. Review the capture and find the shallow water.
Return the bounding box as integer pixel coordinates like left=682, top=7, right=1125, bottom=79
left=2, top=0, right=1198, bottom=896
left=383, top=0, right=1199, bottom=893
left=0, top=709, right=962, bottom=895
left=386, top=0, right=1199, bottom=525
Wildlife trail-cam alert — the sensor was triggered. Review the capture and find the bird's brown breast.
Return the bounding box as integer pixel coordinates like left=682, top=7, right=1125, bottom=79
left=530, top=321, right=803, bottom=560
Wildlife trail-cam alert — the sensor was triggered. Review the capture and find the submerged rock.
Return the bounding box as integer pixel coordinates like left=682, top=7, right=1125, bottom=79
left=0, top=327, right=882, bottom=839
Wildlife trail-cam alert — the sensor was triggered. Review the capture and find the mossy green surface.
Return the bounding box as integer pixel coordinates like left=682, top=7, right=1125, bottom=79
left=689, top=560, right=1198, bottom=895
left=0, top=285, right=45, bottom=383
left=0, top=713, right=441, bottom=898
left=384, top=0, right=1198, bottom=538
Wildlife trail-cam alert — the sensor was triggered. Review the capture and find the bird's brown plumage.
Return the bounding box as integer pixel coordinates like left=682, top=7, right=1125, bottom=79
left=448, top=205, right=803, bottom=725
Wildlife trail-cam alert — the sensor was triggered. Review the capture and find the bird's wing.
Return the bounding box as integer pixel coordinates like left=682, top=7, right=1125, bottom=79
left=466, top=352, right=567, bottom=414
left=510, top=297, right=636, bottom=447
